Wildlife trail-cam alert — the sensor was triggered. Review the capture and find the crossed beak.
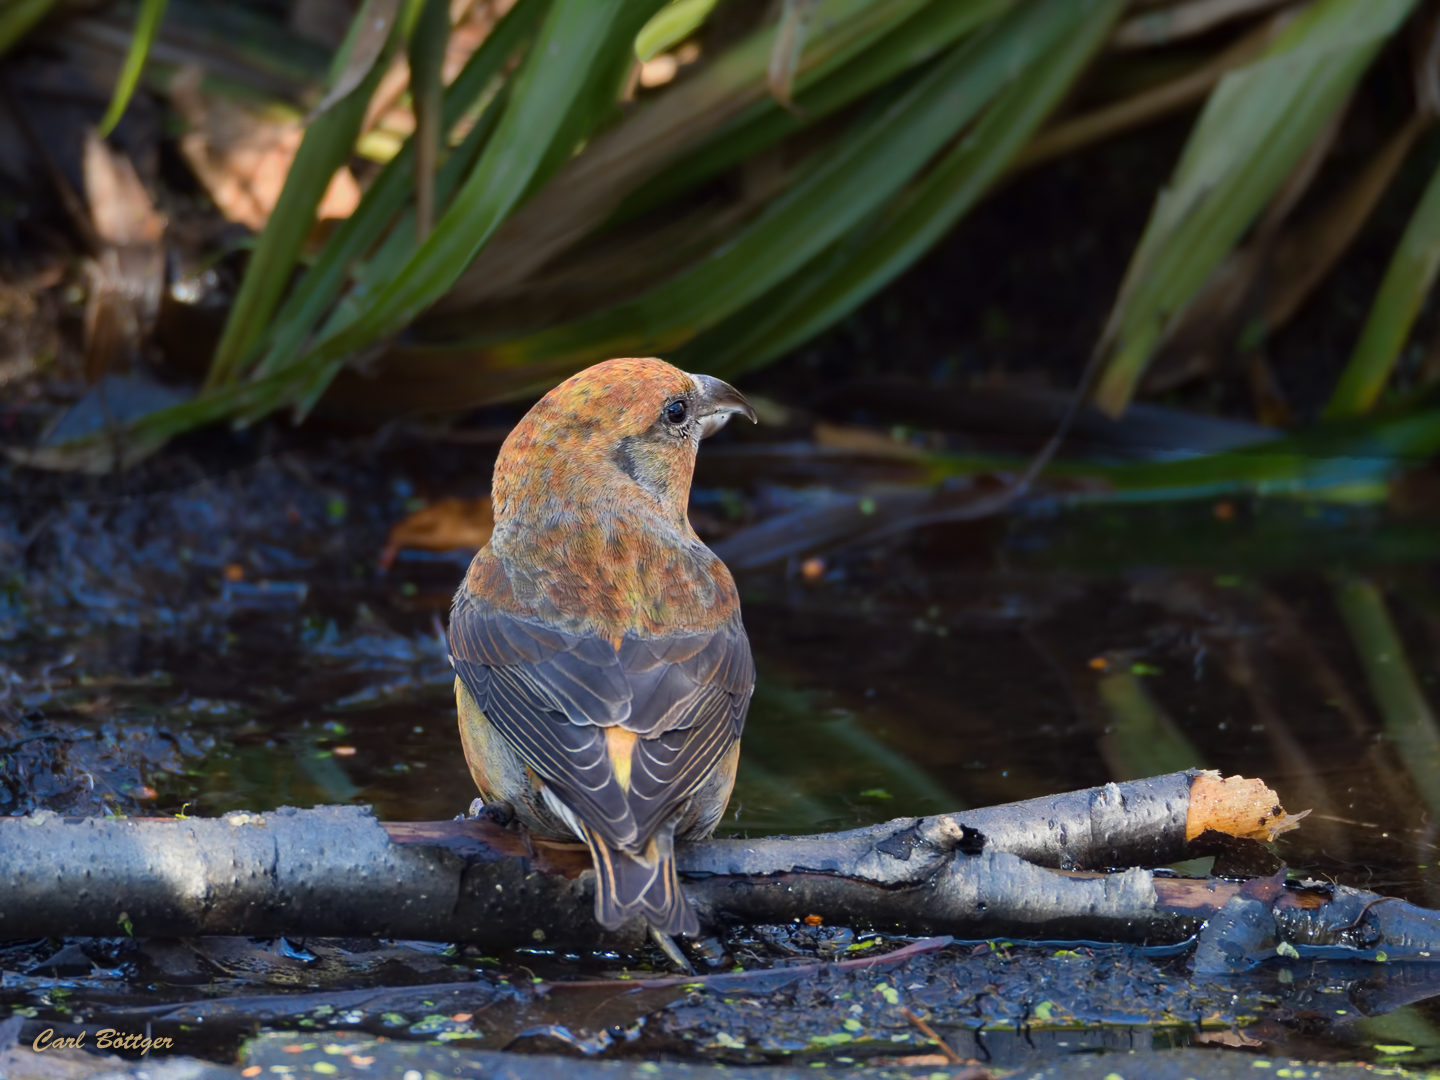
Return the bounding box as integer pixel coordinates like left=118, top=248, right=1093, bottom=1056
left=690, top=373, right=758, bottom=439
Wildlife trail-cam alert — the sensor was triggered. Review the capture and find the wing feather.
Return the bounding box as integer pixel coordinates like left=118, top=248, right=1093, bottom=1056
left=449, top=578, right=754, bottom=852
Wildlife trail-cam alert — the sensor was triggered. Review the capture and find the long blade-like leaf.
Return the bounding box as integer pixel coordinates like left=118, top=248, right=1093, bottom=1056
left=436, top=0, right=939, bottom=315
left=0, top=0, right=59, bottom=56
left=1326, top=159, right=1440, bottom=418
left=616, top=0, right=1012, bottom=225
left=635, top=0, right=719, bottom=61
left=204, top=20, right=397, bottom=389
left=284, top=0, right=647, bottom=379
left=277, top=80, right=510, bottom=406
left=408, top=0, right=451, bottom=241
left=904, top=406, right=1440, bottom=504
left=96, top=0, right=169, bottom=137
left=677, top=0, right=1125, bottom=379
left=1067, top=409, right=1440, bottom=500
left=433, top=0, right=1110, bottom=376
left=1091, top=0, right=1418, bottom=417
left=252, top=0, right=542, bottom=381
left=306, top=0, right=403, bottom=122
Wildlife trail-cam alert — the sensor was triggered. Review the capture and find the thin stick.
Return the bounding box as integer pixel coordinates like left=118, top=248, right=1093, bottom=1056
left=900, top=1006, right=964, bottom=1065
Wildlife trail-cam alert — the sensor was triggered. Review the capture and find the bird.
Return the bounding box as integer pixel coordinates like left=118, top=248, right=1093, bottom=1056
left=447, top=356, right=757, bottom=945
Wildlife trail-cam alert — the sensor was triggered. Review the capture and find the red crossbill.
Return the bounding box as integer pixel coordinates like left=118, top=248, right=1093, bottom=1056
left=448, top=357, right=757, bottom=939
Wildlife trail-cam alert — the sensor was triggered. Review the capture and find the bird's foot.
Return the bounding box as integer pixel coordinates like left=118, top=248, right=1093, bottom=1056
left=649, top=927, right=696, bottom=975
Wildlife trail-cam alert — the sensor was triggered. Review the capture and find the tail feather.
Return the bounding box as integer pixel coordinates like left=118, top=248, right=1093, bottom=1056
left=581, top=820, right=698, bottom=937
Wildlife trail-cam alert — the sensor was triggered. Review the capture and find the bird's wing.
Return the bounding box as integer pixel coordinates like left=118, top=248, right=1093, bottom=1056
left=617, top=619, right=753, bottom=840
left=449, top=591, right=638, bottom=845
left=449, top=590, right=753, bottom=851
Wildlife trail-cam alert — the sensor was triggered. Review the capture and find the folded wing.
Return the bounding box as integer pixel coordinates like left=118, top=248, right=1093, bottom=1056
left=448, top=588, right=753, bottom=851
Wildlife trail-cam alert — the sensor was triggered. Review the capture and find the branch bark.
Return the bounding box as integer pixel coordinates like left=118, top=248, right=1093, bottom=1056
left=0, top=770, right=1333, bottom=962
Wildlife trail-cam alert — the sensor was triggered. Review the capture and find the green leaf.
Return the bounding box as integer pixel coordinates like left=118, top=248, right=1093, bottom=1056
left=1088, top=409, right=1440, bottom=500
left=919, top=408, right=1440, bottom=503
left=677, top=0, right=1121, bottom=378
left=409, top=0, right=452, bottom=240
left=307, top=0, right=404, bottom=122
left=1092, top=0, right=1419, bottom=417
left=281, top=0, right=661, bottom=418
left=205, top=38, right=393, bottom=389
left=0, top=0, right=60, bottom=57
left=619, top=0, right=1011, bottom=224
left=430, top=0, right=939, bottom=326
left=442, top=0, right=1108, bottom=374
left=635, top=0, right=718, bottom=62
left=252, top=0, right=541, bottom=381
left=288, top=0, right=650, bottom=379
left=96, top=0, right=169, bottom=137
left=311, top=83, right=508, bottom=334
left=1327, top=159, right=1440, bottom=418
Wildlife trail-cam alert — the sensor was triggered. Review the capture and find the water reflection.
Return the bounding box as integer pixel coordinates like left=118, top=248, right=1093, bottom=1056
left=11, top=451, right=1440, bottom=1067
left=11, top=487, right=1440, bottom=904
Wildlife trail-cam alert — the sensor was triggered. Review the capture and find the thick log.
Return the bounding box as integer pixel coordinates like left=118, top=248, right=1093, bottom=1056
left=0, top=772, right=1313, bottom=953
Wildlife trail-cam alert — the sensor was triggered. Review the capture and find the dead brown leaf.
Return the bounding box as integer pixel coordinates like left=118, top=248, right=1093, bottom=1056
left=813, top=421, right=924, bottom=459
left=81, top=132, right=165, bottom=381
left=1187, top=771, right=1310, bottom=842
left=83, top=132, right=163, bottom=247
left=171, top=65, right=360, bottom=232
left=380, top=495, right=494, bottom=569
left=1194, top=1029, right=1265, bottom=1048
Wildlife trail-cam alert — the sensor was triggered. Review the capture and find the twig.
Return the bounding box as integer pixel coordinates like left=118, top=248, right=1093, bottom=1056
left=900, top=1005, right=964, bottom=1065
left=1333, top=895, right=1401, bottom=933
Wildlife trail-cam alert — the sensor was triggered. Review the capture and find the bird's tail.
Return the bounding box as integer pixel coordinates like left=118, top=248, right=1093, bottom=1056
left=579, top=820, right=699, bottom=937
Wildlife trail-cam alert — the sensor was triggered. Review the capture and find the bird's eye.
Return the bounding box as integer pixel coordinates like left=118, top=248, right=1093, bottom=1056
left=664, top=399, right=687, bottom=425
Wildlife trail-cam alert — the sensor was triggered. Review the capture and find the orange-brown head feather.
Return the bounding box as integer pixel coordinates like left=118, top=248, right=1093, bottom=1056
left=473, top=358, right=755, bottom=640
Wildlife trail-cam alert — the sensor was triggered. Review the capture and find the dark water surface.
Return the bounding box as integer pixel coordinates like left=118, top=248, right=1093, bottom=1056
left=7, top=438, right=1440, bottom=1073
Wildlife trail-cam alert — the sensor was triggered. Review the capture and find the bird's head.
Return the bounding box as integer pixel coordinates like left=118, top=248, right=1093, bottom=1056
left=493, top=357, right=756, bottom=529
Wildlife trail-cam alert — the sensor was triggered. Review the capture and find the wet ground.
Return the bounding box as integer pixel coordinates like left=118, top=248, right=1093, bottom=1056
left=8, top=413, right=1440, bottom=1076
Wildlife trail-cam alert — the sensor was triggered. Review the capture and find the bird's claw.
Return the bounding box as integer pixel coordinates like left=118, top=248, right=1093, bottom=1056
left=650, top=927, right=696, bottom=974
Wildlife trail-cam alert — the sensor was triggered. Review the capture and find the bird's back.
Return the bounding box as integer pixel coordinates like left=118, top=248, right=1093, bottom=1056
left=449, top=539, right=753, bottom=933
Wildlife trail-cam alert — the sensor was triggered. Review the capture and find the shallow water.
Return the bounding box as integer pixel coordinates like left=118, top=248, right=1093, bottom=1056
left=7, top=441, right=1440, bottom=1071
